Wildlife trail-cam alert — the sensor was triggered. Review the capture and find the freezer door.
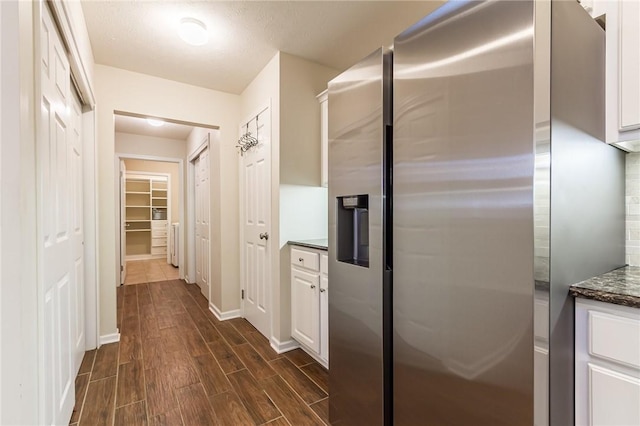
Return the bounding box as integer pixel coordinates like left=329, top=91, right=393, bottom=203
left=392, top=1, right=535, bottom=424
left=328, top=48, right=391, bottom=426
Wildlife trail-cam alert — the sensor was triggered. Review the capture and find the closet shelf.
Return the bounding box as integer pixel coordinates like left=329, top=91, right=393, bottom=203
left=126, top=229, right=151, bottom=233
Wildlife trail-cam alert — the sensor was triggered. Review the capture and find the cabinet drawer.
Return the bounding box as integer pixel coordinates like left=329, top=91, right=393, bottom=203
left=291, top=248, right=319, bottom=272
left=151, top=246, right=167, bottom=255
left=321, top=254, right=328, bottom=276
left=152, top=228, right=167, bottom=238
left=589, top=311, right=640, bottom=368
left=152, top=220, right=168, bottom=228
left=152, top=237, right=167, bottom=247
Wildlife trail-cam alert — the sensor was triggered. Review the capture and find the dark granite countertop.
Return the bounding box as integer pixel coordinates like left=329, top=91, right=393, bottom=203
left=288, top=239, right=328, bottom=251
left=569, top=266, right=640, bottom=308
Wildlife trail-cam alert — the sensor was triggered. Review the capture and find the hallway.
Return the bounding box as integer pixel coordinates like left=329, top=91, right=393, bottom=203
left=70, top=280, right=328, bottom=425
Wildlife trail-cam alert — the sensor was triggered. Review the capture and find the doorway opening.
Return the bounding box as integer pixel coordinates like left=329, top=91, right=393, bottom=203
left=120, top=163, right=178, bottom=284
left=114, top=112, right=215, bottom=294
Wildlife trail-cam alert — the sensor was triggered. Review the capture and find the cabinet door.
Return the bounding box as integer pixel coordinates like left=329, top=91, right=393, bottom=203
left=320, top=275, right=329, bottom=362
left=291, top=268, right=320, bottom=352
left=589, top=363, right=640, bottom=426
left=619, top=0, right=640, bottom=131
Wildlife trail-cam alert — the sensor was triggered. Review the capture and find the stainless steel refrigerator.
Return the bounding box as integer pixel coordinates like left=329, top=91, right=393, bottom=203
left=328, top=1, right=625, bottom=425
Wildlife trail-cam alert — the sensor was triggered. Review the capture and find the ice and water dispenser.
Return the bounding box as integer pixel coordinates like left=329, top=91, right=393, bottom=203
left=336, top=194, right=369, bottom=267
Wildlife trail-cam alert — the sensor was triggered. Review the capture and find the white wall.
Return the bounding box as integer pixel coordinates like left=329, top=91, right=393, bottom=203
left=185, top=127, right=240, bottom=312
left=95, top=65, right=240, bottom=338
left=279, top=185, right=328, bottom=246
left=280, top=53, right=339, bottom=186
left=626, top=152, right=640, bottom=265
left=239, top=52, right=338, bottom=344
left=116, top=132, right=187, bottom=159
left=1, top=2, right=39, bottom=423
left=277, top=54, right=337, bottom=341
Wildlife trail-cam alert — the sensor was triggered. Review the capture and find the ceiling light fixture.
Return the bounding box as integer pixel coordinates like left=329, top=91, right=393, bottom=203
left=178, top=17, right=208, bottom=46
left=146, top=118, right=165, bottom=127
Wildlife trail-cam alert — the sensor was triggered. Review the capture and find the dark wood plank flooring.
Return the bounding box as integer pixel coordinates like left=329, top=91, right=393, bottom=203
left=70, top=279, right=328, bottom=425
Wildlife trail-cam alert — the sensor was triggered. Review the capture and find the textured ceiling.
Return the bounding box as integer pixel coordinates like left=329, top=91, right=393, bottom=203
left=114, top=114, right=194, bottom=140
left=82, top=1, right=444, bottom=94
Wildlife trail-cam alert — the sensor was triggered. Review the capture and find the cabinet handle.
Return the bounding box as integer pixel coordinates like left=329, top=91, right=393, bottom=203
left=310, top=285, right=316, bottom=289
left=299, top=257, right=304, bottom=262
left=320, top=288, right=326, bottom=293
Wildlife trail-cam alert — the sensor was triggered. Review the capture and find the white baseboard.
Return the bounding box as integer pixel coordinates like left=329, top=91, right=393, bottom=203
left=125, top=254, right=154, bottom=261
left=270, top=337, right=300, bottom=354
left=99, top=332, right=120, bottom=345
left=209, top=303, right=241, bottom=321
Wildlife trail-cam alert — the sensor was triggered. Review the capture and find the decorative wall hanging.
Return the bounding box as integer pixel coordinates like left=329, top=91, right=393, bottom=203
left=237, top=115, right=259, bottom=156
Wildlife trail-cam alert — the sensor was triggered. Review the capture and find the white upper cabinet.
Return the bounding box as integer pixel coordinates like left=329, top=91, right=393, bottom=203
left=618, top=1, right=640, bottom=133
left=317, top=90, right=328, bottom=187
left=585, top=0, right=640, bottom=146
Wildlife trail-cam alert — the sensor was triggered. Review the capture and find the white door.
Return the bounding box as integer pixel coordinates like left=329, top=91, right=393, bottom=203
left=70, top=90, right=85, bottom=372
left=241, top=108, right=271, bottom=338
left=119, top=160, right=126, bottom=284
left=291, top=268, right=320, bottom=353
left=195, top=145, right=210, bottom=298
left=39, top=5, right=76, bottom=424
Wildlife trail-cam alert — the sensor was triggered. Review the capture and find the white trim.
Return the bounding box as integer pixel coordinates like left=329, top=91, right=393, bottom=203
left=47, top=2, right=96, bottom=107
left=82, top=109, right=99, bottom=350
left=269, top=337, right=300, bottom=354
left=99, top=332, right=120, bottom=345
left=125, top=254, right=162, bottom=261
left=188, top=138, right=209, bottom=162
left=209, top=303, right=241, bottom=321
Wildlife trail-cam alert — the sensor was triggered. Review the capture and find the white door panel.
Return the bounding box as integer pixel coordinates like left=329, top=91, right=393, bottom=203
left=194, top=143, right=210, bottom=298
left=70, top=91, right=84, bottom=372
left=39, top=6, right=80, bottom=424
left=241, top=109, right=271, bottom=338
left=119, top=160, right=126, bottom=284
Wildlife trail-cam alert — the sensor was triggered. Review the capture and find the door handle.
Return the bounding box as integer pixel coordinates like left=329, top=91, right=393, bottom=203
left=320, top=288, right=326, bottom=293
left=310, top=285, right=316, bottom=289
left=259, top=232, right=269, bottom=240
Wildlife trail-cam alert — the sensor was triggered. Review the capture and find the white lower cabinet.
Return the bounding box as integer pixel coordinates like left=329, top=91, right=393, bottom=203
left=291, top=245, right=329, bottom=367
left=575, top=298, right=640, bottom=426
left=291, top=268, right=320, bottom=352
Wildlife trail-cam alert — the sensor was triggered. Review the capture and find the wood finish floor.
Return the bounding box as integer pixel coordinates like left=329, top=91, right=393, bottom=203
left=71, top=280, right=328, bottom=425
left=124, top=259, right=180, bottom=285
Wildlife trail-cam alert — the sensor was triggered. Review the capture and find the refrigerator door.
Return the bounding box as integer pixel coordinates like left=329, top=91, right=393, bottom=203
left=393, top=1, right=535, bottom=424
left=328, top=48, right=391, bottom=426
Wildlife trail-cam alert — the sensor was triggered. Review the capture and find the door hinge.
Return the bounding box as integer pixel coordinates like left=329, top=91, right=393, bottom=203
left=241, top=289, right=245, bottom=300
